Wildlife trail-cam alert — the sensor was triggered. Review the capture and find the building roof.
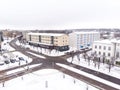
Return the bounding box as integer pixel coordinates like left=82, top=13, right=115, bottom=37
left=28, top=32, right=64, bottom=36
left=94, top=39, right=120, bottom=44
left=73, top=31, right=99, bottom=34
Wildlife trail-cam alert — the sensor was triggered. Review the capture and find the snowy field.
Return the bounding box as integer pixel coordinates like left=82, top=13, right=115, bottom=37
left=0, top=69, right=99, bottom=90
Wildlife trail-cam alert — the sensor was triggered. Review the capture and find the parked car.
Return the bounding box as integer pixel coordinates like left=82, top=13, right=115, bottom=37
left=0, top=61, right=4, bottom=66
left=3, top=55, right=7, bottom=58
left=4, top=60, right=10, bottom=64
left=10, top=59, right=16, bottom=63
left=19, top=57, right=25, bottom=61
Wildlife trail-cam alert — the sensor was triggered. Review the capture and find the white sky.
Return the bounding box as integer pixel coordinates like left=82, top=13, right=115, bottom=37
left=0, top=0, right=120, bottom=30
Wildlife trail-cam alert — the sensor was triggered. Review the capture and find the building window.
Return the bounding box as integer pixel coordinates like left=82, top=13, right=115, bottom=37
left=99, top=51, right=101, bottom=55
left=95, top=45, right=97, bottom=49
left=39, top=35, right=41, bottom=42
left=104, top=46, right=106, bottom=50
left=103, top=52, right=105, bottom=56
left=108, top=47, right=111, bottom=50
left=108, top=53, right=110, bottom=57
left=29, top=35, right=31, bottom=41
left=94, top=51, right=97, bottom=54
left=51, top=36, right=54, bottom=44
left=99, top=46, right=101, bottom=49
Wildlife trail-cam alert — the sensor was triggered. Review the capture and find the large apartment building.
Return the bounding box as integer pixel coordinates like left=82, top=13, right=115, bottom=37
left=26, top=32, right=69, bottom=51
left=69, top=32, right=100, bottom=50
left=92, top=39, right=120, bottom=60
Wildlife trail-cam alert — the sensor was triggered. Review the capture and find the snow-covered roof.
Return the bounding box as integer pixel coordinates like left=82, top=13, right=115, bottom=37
left=73, top=31, right=99, bottom=34
left=28, top=32, right=64, bottom=36
left=94, top=39, right=120, bottom=44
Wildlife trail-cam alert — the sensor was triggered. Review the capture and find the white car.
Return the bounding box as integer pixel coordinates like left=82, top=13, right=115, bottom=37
left=0, top=61, right=4, bottom=65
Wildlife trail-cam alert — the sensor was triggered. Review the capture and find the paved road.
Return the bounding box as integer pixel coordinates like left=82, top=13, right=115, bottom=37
left=0, top=62, right=118, bottom=90
left=0, top=38, right=119, bottom=90
left=54, top=64, right=118, bottom=90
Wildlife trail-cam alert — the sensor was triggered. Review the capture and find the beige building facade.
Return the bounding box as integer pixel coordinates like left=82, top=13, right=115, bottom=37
left=26, top=32, right=69, bottom=51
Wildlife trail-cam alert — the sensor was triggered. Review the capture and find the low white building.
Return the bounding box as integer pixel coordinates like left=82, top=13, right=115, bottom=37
left=69, top=31, right=100, bottom=50
left=92, top=39, right=120, bottom=60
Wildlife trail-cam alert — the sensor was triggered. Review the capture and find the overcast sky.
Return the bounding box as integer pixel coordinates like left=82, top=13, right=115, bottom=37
left=0, top=0, right=120, bottom=30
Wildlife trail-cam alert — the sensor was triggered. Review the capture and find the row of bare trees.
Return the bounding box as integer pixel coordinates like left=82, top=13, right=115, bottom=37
left=18, top=38, right=61, bottom=55
left=70, top=51, right=116, bottom=72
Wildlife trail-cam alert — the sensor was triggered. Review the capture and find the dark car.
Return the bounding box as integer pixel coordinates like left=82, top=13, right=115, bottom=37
left=3, top=55, right=7, bottom=58
left=19, top=57, right=24, bottom=61
left=10, top=59, right=16, bottom=63
left=4, top=60, right=10, bottom=64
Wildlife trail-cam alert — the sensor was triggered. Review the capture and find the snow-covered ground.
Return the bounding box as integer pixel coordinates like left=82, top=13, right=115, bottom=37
left=1, top=38, right=15, bottom=51
left=67, top=54, right=120, bottom=79
left=0, top=69, right=99, bottom=90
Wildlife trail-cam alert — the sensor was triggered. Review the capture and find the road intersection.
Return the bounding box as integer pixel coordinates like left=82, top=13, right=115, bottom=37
left=0, top=38, right=119, bottom=90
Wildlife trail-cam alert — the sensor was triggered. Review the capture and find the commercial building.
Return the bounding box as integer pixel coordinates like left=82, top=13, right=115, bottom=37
left=69, top=32, right=100, bottom=50
left=26, top=32, right=69, bottom=51
left=92, top=39, right=120, bottom=60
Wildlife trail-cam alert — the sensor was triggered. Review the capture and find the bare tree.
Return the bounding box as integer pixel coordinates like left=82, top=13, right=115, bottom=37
left=93, top=56, right=98, bottom=68
left=97, top=56, right=101, bottom=69
left=83, top=53, right=87, bottom=61
left=71, top=53, right=75, bottom=63
left=76, top=54, right=80, bottom=63
left=116, top=52, right=119, bottom=59
left=107, top=59, right=111, bottom=72
left=102, top=55, right=106, bottom=64
left=87, top=55, right=91, bottom=66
